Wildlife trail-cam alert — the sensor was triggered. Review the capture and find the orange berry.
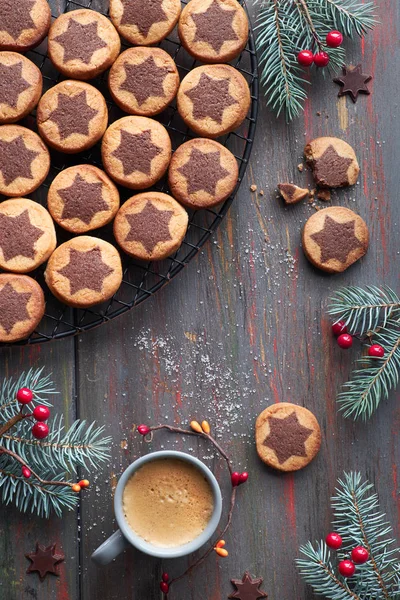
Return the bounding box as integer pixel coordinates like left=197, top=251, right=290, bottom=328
left=79, top=479, right=90, bottom=489
left=216, top=540, right=226, bottom=548
left=190, top=420, right=203, bottom=433
left=214, top=547, right=228, bottom=557
left=201, top=420, right=211, bottom=434
left=72, top=484, right=81, bottom=493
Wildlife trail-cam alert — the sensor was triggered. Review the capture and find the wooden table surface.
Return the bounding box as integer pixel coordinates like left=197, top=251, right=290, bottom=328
left=1, top=1, right=400, bottom=599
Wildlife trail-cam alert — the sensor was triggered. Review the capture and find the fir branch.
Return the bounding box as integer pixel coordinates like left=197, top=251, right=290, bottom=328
left=319, top=0, right=377, bottom=36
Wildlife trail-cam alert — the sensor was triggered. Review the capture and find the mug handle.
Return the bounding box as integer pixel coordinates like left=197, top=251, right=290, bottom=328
left=91, top=529, right=129, bottom=565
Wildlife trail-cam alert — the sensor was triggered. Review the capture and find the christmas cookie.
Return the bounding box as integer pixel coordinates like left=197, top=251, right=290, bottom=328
left=255, top=403, right=321, bottom=472
left=0, top=199, right=56, bottom=273
left=0, top=52, right=42, bottom=124
left=47, top=165, right=120, bottom=234
left=304, top=137, right=360, bottom=188
left=48, top=9, right=121, bottom=80
left=0, top=125, right=50, bottom=197
left=0, top=273, right=45, bottom=343
left=177, top=64, right=250, bottom=138
left=109, top=0, right=181, bottom=46
left=37, top=80, right=108, bottom=154
left=0, top=0, right=51, bottom=52
left=44, top=236, right=123, bottom=308
left=302, top=206, right=369, bottom=274
left=102, top=116, right=172, bottom=190
left=178, top=0, right=249, bottom=64
left=168, top=138, right=238, bottom=209
left=109, top=47, right=180, bottom=117
left=278, top=183, right=309, bottom=205
left=113, top=192, right=188, bottom=261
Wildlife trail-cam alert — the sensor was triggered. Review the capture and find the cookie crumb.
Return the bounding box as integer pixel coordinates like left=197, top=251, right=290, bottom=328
left=259, top=190, right=264, bottom=196
left=278, top=183, right=309, bottom=205
left=250, top=184, right=257, bottom=192
left=316, top=111, right=321, bottom=116
left=297, top=163, right=304, bottom=172
left=317, top=189, right=331, bottom=202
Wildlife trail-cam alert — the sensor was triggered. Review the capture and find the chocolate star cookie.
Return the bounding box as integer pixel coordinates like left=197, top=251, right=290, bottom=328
left=26, top=543, right=65, bottom=582
left=229, top=571, right=268, bottom=600
left=0, top=273, right=45, bottom=342
left=0, top=0, right=51, bottom=52
left=110, top=0, right=181, bottom=46
left=304, top=137, right=359, bottom=188
left=333, top=64, right=372, bottom=103
left=0, top=52, right=42, bottom=124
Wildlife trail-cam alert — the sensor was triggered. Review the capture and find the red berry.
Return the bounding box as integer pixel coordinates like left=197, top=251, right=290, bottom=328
left=33, top=405, right=50, bottom=422
left=162, top=573, right=169, bottom=583
left=326, top=30, right=343, bottom=48
left=17, top=387, right=33, bottom=404
left=137, top=425, right=150, bottom=436
left=160, top=581, right=169, bottom=594
left=314, top=51, right=330, bottom=67
left=332, top=321, right=347, bottom=336
left=351, top=546, right=369, bottom=564
left=337, top=333, right=353, bottom=349
left=338, top=560, right=356, bottom=578
left=325, top=532, right=343, bottom=550
left=297, top=50, right=314, bottom=67
left=22, top=466, right=31, bottom=479
left=368, top=344, right=385, bottom=358
left=239, top=472, right=248, bottom=485
left=231, top=472, right=240, bottom=487
left=32, top=422, right=49, bottom=439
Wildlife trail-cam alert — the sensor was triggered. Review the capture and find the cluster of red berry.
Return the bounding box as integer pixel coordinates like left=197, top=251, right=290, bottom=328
left=160, top=572, right=170, bottom=595
left=17, top=387, right=50, bottom=440
left=331, top=321, right=385, bottom=357
left=297, top=30, right=343, bottom=68
left=326, top=532, right=369, bottom=577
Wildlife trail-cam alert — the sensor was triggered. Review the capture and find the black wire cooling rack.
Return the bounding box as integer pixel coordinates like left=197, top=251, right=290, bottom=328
left=5, top=0, right=259, bottom=345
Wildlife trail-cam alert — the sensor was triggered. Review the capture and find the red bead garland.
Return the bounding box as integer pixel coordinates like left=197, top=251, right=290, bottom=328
left=368, top=344, right=385, bottom=358
left=338, top=559, right=356, bottom=577
left=326, top=30, right=343, bottom=48
left=33, top=405, right=50, bottom=422
left=32, top=422, right=49, bottom=439
left=297, top=50, right=314, bottom=67
left=314, top=51, right=330, bottom=67
left=337, top=333, right=353, bottom=349
left=332, top=321, right=348, bottom=336
left=351, top=546, right=369, bottom=564
left=325, top=532, right=343, bottom=550
left=17, top=387, right=33, bottom=404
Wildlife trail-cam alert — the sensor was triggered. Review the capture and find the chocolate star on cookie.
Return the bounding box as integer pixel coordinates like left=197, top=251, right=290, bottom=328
left=120, top=0, right=168, bottom=36
left=58, top=174, right=109, bottom=225
left=120, top=57, right=169, bottom=106
left=0, top=282, right=31, bottom=334
left=192, top=0, right=238, bottom=53
left=310, top=215, right=363, bottom=264
left=26, top=543, right=65, bottom=581
left=263, top=411, right=313, bottom=465
left=178, top=148, right=230, bottom=196
left=125, top=201, right=173, bottom=253
left=0, top=62, right=31, bottom=108
left=0, top=209, right=44, bottom=261
left=58, top=247, right=113, bottom=295
left=185, top=73, right=238, bottom=124
left=47, top=91, right=99, bottom=140
left=0, top=0, right=36, bottom=40
left=112, top=129, right=162, bottom=176
left=0, top=135, right=39, bottom=185
left=229, top=571, right=268, bottom=600
left=53, top=19, right=107, bottom=64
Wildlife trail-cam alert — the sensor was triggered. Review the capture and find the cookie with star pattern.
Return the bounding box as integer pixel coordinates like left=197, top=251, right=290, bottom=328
left=177, top=64, right=250, bottom=138
left=114, top=192, right=188, bottom=261
left=47, top=165, right=120, bottom=233
left=0, top=52, right=42, bottom=124
left=37, top=80, right=108, bottom=154
left=102, top=116, right=172, bottom=190
left=110, top=0, right=181, bottom=46
left=48, top=9, right=120, bottom=80
left=0, top=0, right=51, bottom=52
left=0, top=125, right=50, bottom=197
left=302, top=206, right=369, bottom=273
left=0, top=273, right=45, bottom=342
left=168, top=138, right=238, bottom=208
left=179, top=0, right=249, bottom=64
left=44, top=236, right=123, bottom=308
left=109, top=47, right=180, bottom=117
left=304, top=137, right=360, bottom=188
left=255, top=403, right=321, bottom=472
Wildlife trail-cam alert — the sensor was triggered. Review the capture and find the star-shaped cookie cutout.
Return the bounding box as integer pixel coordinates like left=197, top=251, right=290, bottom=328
left=0, top=210, right=44, bottom=261
left=26, top=543, right=65, bottom=582
left=314, top=145, right=353, bottom=188
left=0, top=282, right=31, bottom=334
left=229, top=571, right=268, bottom=600
left=263, top=411, right=313, bottom=465
left=0, top=0, right=36, bottom=40
left=53, top=19, right=107, bottom=64
left=0, top=62, right=31, bottom=109
left=47, top=91, right=99, bottom=140
left=120, top=0, right=168, bottom=37
left=310, top=215, right=363, bottom=264
left=178, top=148, right=230, bottom=196
left=334, top=65, right=372, bottom=103
left=58, top=247, right=114, bottom=295
left=112, top=129, right=162, bottom=177
left=58, top=174, right=108, bottom=225
left=0, top=136, right=39, bottom=186
left=185, top=73, right=238, bottom=124
left=125, top=201, right=173, bottom=254
left=120, top=57, right=168, bottom=106
left=192, top=0, right=239, bottom=53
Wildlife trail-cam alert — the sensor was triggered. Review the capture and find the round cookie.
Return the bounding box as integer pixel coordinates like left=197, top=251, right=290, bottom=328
left=44, top=236, right=123, bottom=308
left=110, top=0, right=181, bottom=46
left=0, top=273, right=45, bottom=343
left=48, top=9, right=121, bottom=81
left=102, top=116, right=172, bottom=190
left=0, top=125, right=50, bottom=197
left=304, top=137, right=360, bottom=188
left=109, top=47, right=180, bottom=117
left=0, top=52, right=42, bottom=124
left=255, top=403, right=321, bottom=472
left=48, top=165, right=120, bottom=234
left=0, top=199, right=56, bottom=273
left=168, top=138, right=238, bottom=208
left=0, top=0, right=51, bottom=52
left=178, top=0, right=249, bottom=64
left=302, top=206, right=369, bottom=274
left=37, top=80, right=108, bottom=154
left=177, top=64, right=250, bottom=138
left=113, top=192, right=188, bottom=261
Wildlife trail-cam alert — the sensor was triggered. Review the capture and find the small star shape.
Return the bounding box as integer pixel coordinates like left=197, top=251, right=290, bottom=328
left=58, top=174, right=108, bottom=225
left=26, top=543, right=65, bottom=582
left=334, top=65, right=372, bottom=103
left=185, top=73, right=238, bottom=124
left=0, top=0, right=36, bottom=39
left=58, top=247, right=114, bottom=295
left=229, top=572, right=268, bottom=600
left=48, top=91, right=99, bottom=140
left=310, top=215, right=363, bottom=264
left=178, top=148, right=230, bottom=196
left=120, top=0, right=168, bottom=37
left=120, top=57, right=168, bottom=106
left=264, top=412, right=313, bottom=464
left=192, top=0, right=239, bottom=53
left=0, top=136, right=39, bottom=186
left=125, top=201, right=173, bottom=254
left=314, top=145, right=354, bottom=188
left=0, top=62, right=31, bottom=109
left=0, top=210, right=44, bottom=261
left=0, top=282, right=31, bottom=334
left=112, top=129, right=162, bottom=177
left=53, top=19, right=107, bottom=64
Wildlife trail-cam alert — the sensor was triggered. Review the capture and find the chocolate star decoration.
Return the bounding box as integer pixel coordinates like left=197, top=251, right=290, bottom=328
left=26, top=543, right=65, bottom=582
left=192, top=0, right=239, bottom=53
left=125, top=201, right=173, bottom=254
left=263, top=411, right=313, bottom=464
left=178, top=148, right=230, bottom=196
left=0, top=136, right=39, bottom=186
left=47, top=91, right=98, bottom=140
left=58, top=174, right=108, bottom=225
left=0, top=282, right=31, bottom=334
left=58, top=247, right=114, bottom=295
left=0, top=62, right=31, bottom=108
left=229, top=571, right=268, bottom=600
left=112, top=129, right=162, bottom=176
left=310, top=215, right=363, bottom=264
left=54, top=19, right=107, bottom=64
left=334, top=65, right=372, bottom=103
left=185, top=73, right=238, bottom=124
left=120, top=57, right=168, bottom=106
left=0, top=0, right=36, bottom=39
left=0, top=210, right=44, bottom=261
left=120, top=0, right=168, bottom=37
left=314, top=145, right=353, bottom=188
